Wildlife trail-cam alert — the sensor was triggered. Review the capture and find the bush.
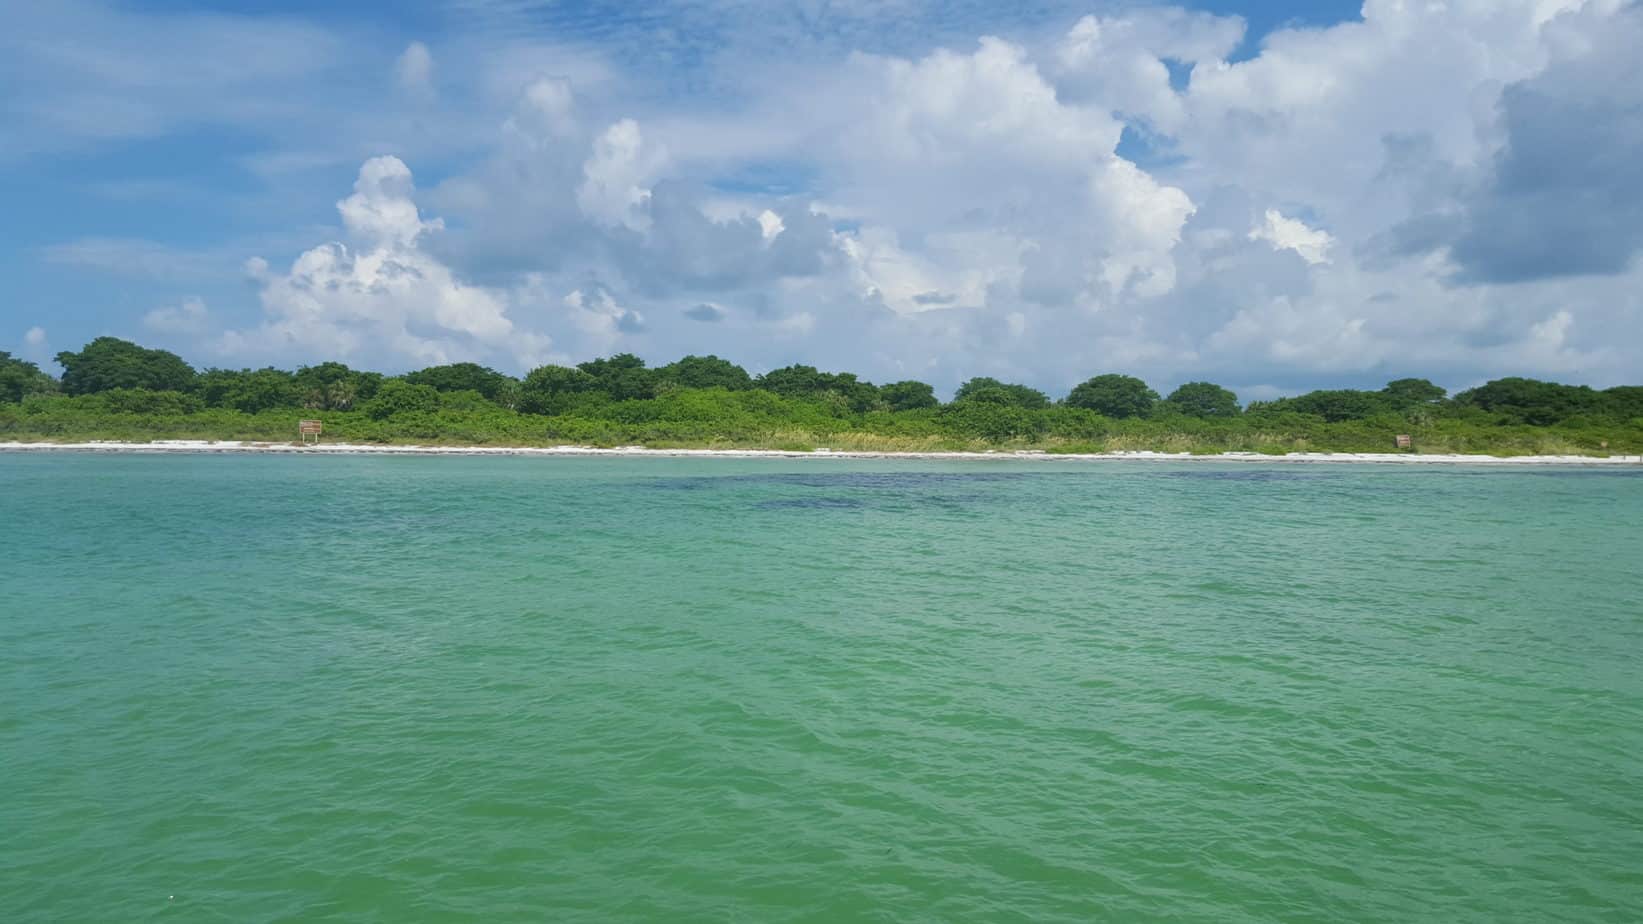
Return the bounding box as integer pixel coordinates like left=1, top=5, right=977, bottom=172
left=881, top=380, right=940, bottom=411
left=0, top=351, right=56, bottom=404
left=402, top=363, right=518, bottom=401
left=197, top=368, right=304, bottom=413
left=1264, top=389, right=1389, bottom=422
left=954, top=377, right=1050, bottom=409
left=519, top=365, right=597, bottom=415
left=101, top=389, right=204, bottom=415
left=656, top=355, right=752, bottom=391
left=1455, top=377, right=1604, bottom=425
left=1065, top=374, right=1157, bottom=418
left=363, top=380, right=442, bottom=420
left=941, top=401, right=1047, bottom=442
left=1163, top=382, right=1240, bottom=418
left=56, top=338, right=196, bottom=395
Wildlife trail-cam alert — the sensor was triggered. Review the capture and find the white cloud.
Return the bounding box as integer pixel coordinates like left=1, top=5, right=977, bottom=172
left=144, top=296, right=211, bottom=334
left=1088, top=157, right=1197, bottom=296
left=221, top=156, right=553, bottom=370
left=563, top=287, right=645, bottom=340
left=805, top=36, right=1197, bottom=319
left=17, top=0, right=1643, bottom=394
left=505, top=78, right=576, bottom=139
left=756, top=209, right=784, bottom=241
left=1170, top=0, right=1595, bottom=236
left=768, top=311, right=816, bottom=337
left=577, top=119, right=664, bottom=230
left=337, top=155, right=442, bottom=246
left=838, top=227, right=1021, bottom=314
left=18, top=326, right=51, bottom=366
left=1054, top=10, right=1243, bottom=133
left=395, top=41, right=435, bottom=99
left=1249, top=209, right=1333, bottom=265
left=856, top=37, right=1121, bottom=167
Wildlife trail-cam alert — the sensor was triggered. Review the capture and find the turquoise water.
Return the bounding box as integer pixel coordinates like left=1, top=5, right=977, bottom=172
left=4, top=454, right=1642, bottom=922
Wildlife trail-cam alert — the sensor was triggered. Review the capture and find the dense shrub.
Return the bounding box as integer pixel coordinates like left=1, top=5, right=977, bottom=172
left=1065, top=374, right=1157, bottom=418
left=363, top=380, right=442, bottom=420
left=5, top=338, right=1640, bottom=455
left=56, top=338, right=195, bottom=395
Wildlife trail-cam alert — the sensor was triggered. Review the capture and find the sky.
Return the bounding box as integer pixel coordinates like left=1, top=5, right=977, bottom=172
left=3, top=0, right=1640, bottom=400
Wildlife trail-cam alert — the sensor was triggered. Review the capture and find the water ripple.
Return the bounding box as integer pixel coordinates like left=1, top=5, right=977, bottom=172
left=2, top=455, right=1641, bottom=922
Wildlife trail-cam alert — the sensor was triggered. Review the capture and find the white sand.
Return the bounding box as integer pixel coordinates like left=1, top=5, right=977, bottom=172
left=1, top=440, right=1638, bottom=465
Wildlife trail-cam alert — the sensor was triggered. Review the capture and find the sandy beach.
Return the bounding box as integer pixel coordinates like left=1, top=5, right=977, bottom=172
left=2, top=440, right=1639, bottom=465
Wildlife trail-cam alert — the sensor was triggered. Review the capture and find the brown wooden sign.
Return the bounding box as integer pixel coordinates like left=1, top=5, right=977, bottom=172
left=1395, top=434, right=1412, bottom=449
left=299, top=419, right=323, bottom=443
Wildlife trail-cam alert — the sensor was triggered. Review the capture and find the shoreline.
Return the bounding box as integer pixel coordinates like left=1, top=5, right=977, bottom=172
left=2, top=440, right=1640, bottom=465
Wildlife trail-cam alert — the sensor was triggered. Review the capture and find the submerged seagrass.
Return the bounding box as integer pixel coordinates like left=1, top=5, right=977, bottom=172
left=4, top=454, right=1642, bottom=922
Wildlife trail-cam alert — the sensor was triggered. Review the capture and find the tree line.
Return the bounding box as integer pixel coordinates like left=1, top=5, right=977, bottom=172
left=3, top=337, right=1641, bottom=430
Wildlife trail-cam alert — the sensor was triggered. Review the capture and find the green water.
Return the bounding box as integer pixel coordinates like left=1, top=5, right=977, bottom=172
left=4, top=455, right=1642, bottom=922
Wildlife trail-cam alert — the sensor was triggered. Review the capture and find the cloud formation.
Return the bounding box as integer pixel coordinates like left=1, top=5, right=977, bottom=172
left=14, top=0, right=1643, bottom=395
left=1435, top=1, right=1643, bottom=282
left=221, top=157, right=554, bottom=369
left=395, top=41, right=435, bottom=99
left=144, top=297, right=210, bottom=335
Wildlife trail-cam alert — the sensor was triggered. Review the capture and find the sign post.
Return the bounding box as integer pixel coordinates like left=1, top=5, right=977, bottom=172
left=299, top=419, right=323, bottom=444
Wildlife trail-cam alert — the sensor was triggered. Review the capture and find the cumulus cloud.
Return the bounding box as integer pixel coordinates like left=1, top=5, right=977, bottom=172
left=577, top=119, right=665, bottom=230
left=338, top=156, right=442, bottom=246
left=1250, top=210, right=1333, bottom=265
left=1054, top=10, right=1243, bottom=132
left=563, top=287, right=645, bottom=339
left=1435, top=2, right=1643, bottom=282
left=857, top=37, right=1122, bottom=166
left=1169, top=0, right=1593, bottom=237
left=621, top=182, right=835, bottom=293
left=395, top=41, right=435, bottom=99
left=144, top=296, right=211, bottom=334
left=506, top=77, right=576, bottom=139
left=26, top=0, right=1643, bottom=393
left=815, top=36, right=1196, bottom=318
left=1087, top=157, right=1196, bottom=296
left=839, top=227, right=1021, bottom=314
left=221, top=156, right=553, bottom=370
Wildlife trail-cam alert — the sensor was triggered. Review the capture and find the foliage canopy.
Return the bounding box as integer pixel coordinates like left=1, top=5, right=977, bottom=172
left=7, top=338, right=1641, bottom=456
left=56, top=337, right=196, bottom=395
left=1065, top=374, right=1158, bottom=418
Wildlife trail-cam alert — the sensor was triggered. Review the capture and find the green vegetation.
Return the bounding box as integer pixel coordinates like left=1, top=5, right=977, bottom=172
left=1, top=351, right=57, bottom=404
left=55, top=337, right=195, bottom=394
left=3, top=338, right=1641, bottom=456
left=1065, top=374, right=1157, bottom=418
left=1164, top=382, right=1240, bottom=419
left=954, top=377, right=1052, bottom=410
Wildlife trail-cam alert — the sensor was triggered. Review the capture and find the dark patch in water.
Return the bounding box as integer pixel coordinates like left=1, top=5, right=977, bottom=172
left=643, top=471, right=1039, bottom=514
left=1158, top=470, right=1333, bottom=483
left=1453, top=468, right=1643, bottom=479
left=647, top=472, right=1040, bottom=491
left=756, top=497, right=868, bottom=511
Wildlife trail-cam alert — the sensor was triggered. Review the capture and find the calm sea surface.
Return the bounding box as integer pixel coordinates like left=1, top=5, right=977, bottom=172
left=3, top=454, right=1642, bottom=922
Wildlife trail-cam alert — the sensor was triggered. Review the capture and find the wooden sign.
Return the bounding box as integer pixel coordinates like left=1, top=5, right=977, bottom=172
left=299, top=419, right=323, bottom=443
left=1394, top=434, right=1412, bottom=449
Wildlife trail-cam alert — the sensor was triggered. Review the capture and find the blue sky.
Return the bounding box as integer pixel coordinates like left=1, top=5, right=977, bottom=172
left=4, top=0, right=1640, bottom=398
